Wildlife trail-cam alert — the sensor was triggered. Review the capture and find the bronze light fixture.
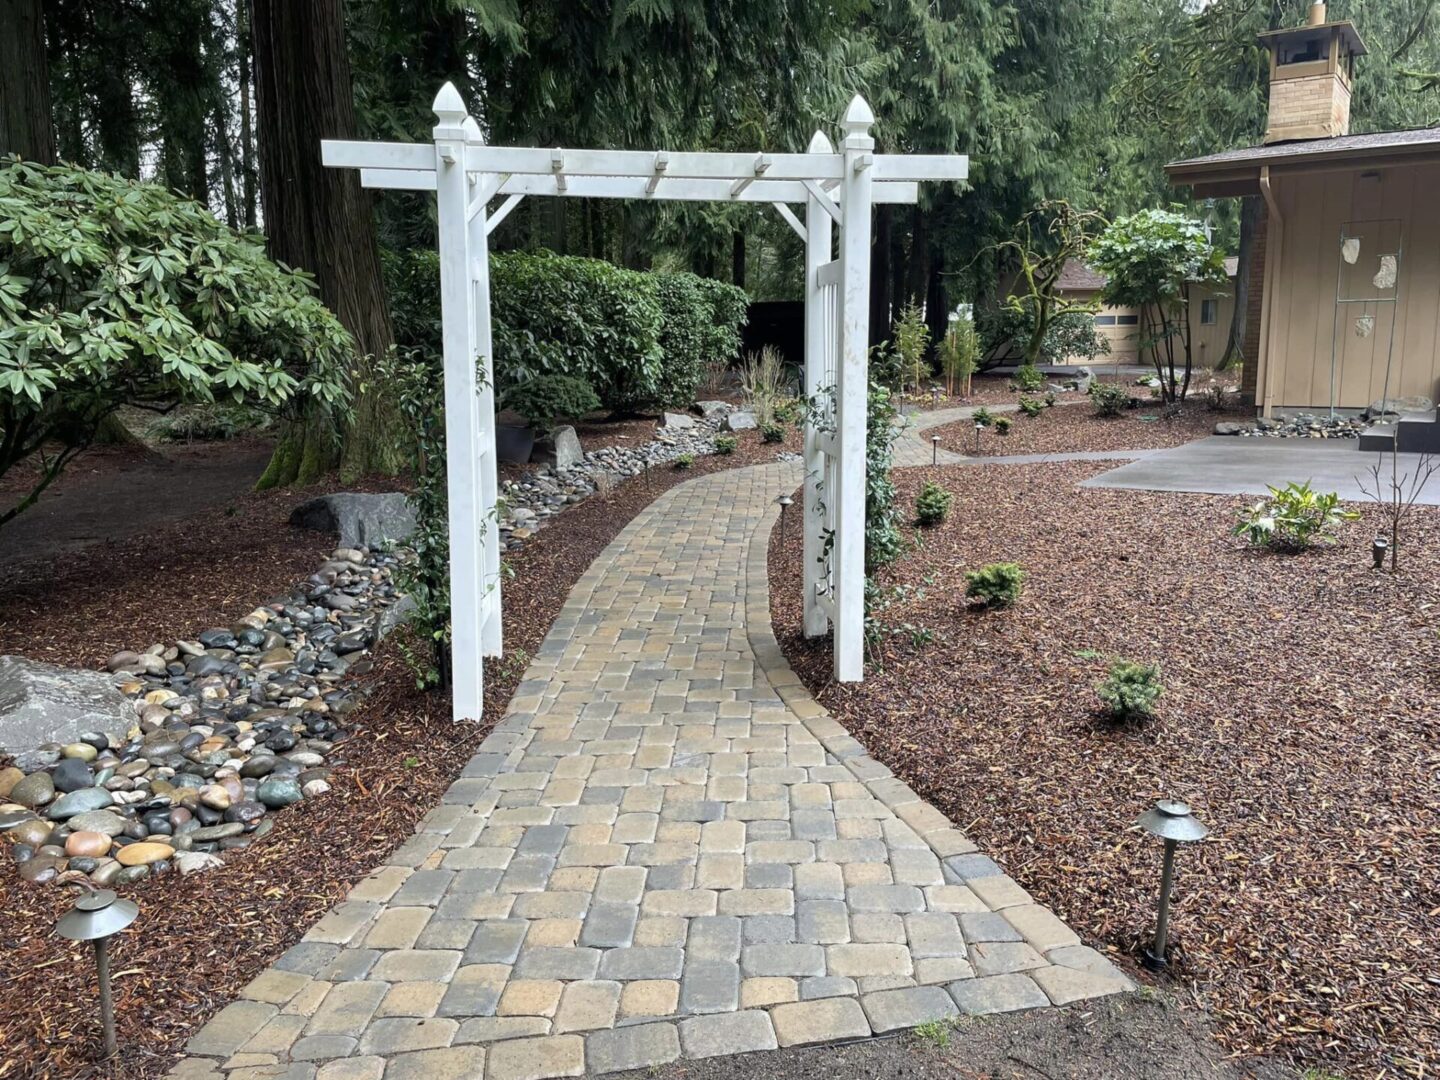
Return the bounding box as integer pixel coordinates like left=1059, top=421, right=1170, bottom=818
left=56, top=889, right=139, bottom=1058
left=931, top=435, right=941, bottom=466
left=1138, top=799, right=1208, bottom=971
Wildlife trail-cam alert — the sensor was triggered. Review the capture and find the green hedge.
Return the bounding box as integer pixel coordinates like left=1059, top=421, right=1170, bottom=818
left=383, top=249, right=747, bottom=412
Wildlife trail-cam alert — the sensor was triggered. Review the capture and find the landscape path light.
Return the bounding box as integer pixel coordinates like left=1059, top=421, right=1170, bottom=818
left=1137, top=799, right=1208, bottom=972
left=932, top=434, right=941, bottom=465
left=775, top=493, right=793, bottom=547
left=974, top=420, right=983, bottom=454
left=1372, top=534, right=1388, bottom=569
left=56, top=888, right=139, bottom=1058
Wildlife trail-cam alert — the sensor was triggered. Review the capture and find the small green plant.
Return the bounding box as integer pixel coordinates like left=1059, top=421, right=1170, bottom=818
left=964, top=562, right=1024, bottom=608
left=714, top=435, right=738, bottom=455
left=972, top=406, right=995, bottom=428
left=994, top=416, right=1013, bottom=435
left=740, top=345, right=787, bottom=427
left=1044, top=390, right=1058, bottom=407
left=1233, top=481, right=1358, bottom=551
left=500, top=374, right=601, bottom=434
left=761, top=423, right=785, bottom=444
left=1097, top=660, right=1163, bottom=721
left=673, top=453, right=694, bottom=470
left=1090, top=381, right=1131, bottom=418
left=1012, top=364, right=1046, bottom=392
left=915, top=481, right=953, bottom=526
left=1018, top=396, right=1044, bottom=417
left=913, top=1017, right=954, bottom=1049
left=772, top=397, right=803, bottom=424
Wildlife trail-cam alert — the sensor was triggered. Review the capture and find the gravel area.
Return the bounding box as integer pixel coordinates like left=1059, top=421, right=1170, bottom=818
left=769, top=460, right=1440, bottom=1078
left=931, top=401, right=1249, bottom=457
left=0, top=425, right=800, bottom=1079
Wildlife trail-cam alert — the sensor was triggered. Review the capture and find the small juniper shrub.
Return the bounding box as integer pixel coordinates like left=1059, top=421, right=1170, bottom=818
left=673, top=453, right=694, bottom=470
left=1097, top=660, right=1164, bottom=721
left=972, top=406, right=995, bottom=428
left=761, top=422, right=786, bottom=444
left=1089, top=380, right=1131, bottom=418
left=1043, top=390, right=1058, bottom=407
left=994, top=416, right=1013, bottom=435
left=915, top=481, right=953, bottom=527
left=964, top=562, right=1024, bottom=608
left=714, top=435, right=738, bottom=455
left=1018, top=396, right=1044, bottom=417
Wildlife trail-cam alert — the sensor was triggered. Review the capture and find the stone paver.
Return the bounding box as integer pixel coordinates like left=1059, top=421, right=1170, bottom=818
left=171, top=460, right=1127, bottom=1078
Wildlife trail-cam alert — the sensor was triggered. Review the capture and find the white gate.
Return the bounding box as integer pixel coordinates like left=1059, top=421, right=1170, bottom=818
left=323, top=84, right=967, bottom=719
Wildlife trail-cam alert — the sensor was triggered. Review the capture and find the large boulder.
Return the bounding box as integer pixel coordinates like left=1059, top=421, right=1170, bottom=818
left=289, top=493, right=416, bottom=549
left=695, top=400, right=732, bottom=422
left=531, top=425, right=584, bottom=471
left=0, top=656, right=133, bottom=754
left=662, top=411, right=696, bottom=430
left=723, top=410, right=758, bottom=432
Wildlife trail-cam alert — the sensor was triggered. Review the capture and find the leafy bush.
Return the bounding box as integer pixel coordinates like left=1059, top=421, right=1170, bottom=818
left=1044, top=390, right=1058, bottom=407
left=740, top=346, right=787, bottom=427
left=500, top=375, right=600, bottom=434
left=1233, top=481, right=1358, bottom=551
left=773, top=397, right=802, bottom=424
left=978, top=306, right=1109, bottom=369
left=972, top=406, right=995, bottom=428
left=1012, top=365, right=1046, bottom=392
left=994, top=416, right=1013, bottom=435
left=156, top=404, right=269, bottom=442
left=865, top=383, right=904, bottom=573
left=964, top=562, right=1025, bottom=608
left=938, top=318, right=979, bottom=394
left=384, top=249, right=746, bottom=414
left=653, top=272, right=749, bottom=408
left=893, top=302, right=931, bottom=391
left=1097, top=660, right=1163, bottom=721
left=1018, top=396, right=1045, bottom=417
left=673, top=452, right=694, bottom=470
left=0, top=159, right=351, bottom=528
left=761, top=423, right=785, bottom=444
left=1089, top=381, right=1131, bottom=417
left=714, top=434, right=738, bottom=455
left=915, top=481, right=953, bottom=526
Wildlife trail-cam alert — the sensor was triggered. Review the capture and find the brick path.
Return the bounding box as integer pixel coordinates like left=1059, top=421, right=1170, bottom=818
left=170, top=453, right=1130, bottom=1080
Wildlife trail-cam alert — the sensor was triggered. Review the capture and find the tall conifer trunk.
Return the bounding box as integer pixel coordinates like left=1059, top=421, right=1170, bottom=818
left=248, top=0, right=401, bottom=488
left=0, top=0, right=56, bottom=163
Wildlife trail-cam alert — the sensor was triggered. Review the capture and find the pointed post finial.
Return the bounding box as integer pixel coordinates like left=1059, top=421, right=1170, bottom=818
left=807, top=130, right=834, bottom=154
left=840, top=94, right=875, bottom=134
left=461, top=117, right=485, bottom=145
left=432, top=81, right=468, bottom=125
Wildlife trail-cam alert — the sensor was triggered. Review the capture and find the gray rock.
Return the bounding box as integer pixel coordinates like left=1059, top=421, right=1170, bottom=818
left=531, top=425, right=584, bottom=470
left=1369, top=394, right=1433, bottom=417
left=695, top=401, right=733, bottom=422
left=1213, top=422, right=1248, bottom=435
left=257, top=776, right=303, bottom=809
left=662, top=411, right=696, bottom=430
left=0, top=656, right=133, bottom=754
left=289, top=493, right=416, bottom=548
left=46, top=786, right=114, bottom=820
left=724, top=410, right=757, bottom=432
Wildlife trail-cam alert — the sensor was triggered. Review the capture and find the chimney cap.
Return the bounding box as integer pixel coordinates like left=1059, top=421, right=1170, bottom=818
left=1258, top=18, right=1367, bottom=57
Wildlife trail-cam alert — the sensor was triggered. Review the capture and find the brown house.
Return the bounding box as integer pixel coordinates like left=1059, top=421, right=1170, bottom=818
left=1053, top=258, right=1238, bottom=367
left=1166, top=2, right=1440, bottom=415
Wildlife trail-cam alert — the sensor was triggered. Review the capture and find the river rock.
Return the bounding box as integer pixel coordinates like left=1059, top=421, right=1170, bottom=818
left=8, top=819, right=52, bottom=847
left=0, top=766, right=21, bottom=799
left=52, top=757, right=95, bottom=794
left=0, top=656, right=132, bottom=754
left=67, top=810, right=128, bottom=837
left=47, top=787, right=114, bottom=820
left=64, top=831, right=111, bottom=858
left=9, top=771, right=54, bottom=808
left=256, top=777, right=302, bottom=809
left=115, top=841, right=174, bottom=866
left=176, top=851, right=224, bottom=876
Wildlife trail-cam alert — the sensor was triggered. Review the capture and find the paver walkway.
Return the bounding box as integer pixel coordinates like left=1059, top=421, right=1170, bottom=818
left=172, top=453, right=1131, bottom=1080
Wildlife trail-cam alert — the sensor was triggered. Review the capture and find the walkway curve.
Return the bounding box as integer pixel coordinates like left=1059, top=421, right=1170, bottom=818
left=169, top=460, right=1130, bottom=1080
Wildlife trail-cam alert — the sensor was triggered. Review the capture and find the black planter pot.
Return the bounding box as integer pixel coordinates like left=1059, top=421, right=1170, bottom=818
left=496, top=423, right=535, bottom=463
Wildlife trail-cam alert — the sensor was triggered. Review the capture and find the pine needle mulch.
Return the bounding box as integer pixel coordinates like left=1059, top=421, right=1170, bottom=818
left=0, top=427, right=798, bottom=1080
left=771, top=460, right=1440, bottom=1079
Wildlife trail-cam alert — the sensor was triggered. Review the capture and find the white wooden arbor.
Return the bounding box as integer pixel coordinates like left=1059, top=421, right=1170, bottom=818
left=322, top=83, right=967, bottom=722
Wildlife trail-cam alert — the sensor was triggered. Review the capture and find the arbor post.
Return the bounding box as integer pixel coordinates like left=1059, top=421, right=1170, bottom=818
left=834, top=96, right=875, bottom=681
left=433, top=83, right=486, bottom=721
left=802, top=130, right=834, bottom=639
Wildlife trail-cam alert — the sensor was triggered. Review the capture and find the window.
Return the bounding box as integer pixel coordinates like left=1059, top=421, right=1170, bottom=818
left=1200, top=299, right=1218, bottom=325
left=1093, top=315, right=1116, bottom=326
left=1116, top=314, right=1139, bottom=326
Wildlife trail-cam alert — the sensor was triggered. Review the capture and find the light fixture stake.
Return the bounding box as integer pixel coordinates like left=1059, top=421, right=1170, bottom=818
left=1137, top=799, right=1208, bottom=972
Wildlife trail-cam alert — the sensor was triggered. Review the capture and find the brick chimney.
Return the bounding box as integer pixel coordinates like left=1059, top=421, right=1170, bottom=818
left=1259, top=2, right=1367, bottom=144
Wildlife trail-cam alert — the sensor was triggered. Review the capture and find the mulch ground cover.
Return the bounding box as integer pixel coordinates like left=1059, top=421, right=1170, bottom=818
left=0, top=426, right=798, bottom=1080
left=770, top=460, right=1440, bottom=1078
left=931, top=400, right=1250, bottom=457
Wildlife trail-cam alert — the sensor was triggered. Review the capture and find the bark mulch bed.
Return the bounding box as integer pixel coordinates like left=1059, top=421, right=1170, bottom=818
left=0, top=426, right=797, bottom=1080
left=931, top=401, right=1249, bottom=457
left=769, top=460, right=1440, bottom=1078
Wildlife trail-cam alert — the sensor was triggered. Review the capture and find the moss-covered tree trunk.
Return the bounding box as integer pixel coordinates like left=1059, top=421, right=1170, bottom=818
left=249, top=0, right=403, bottom=489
